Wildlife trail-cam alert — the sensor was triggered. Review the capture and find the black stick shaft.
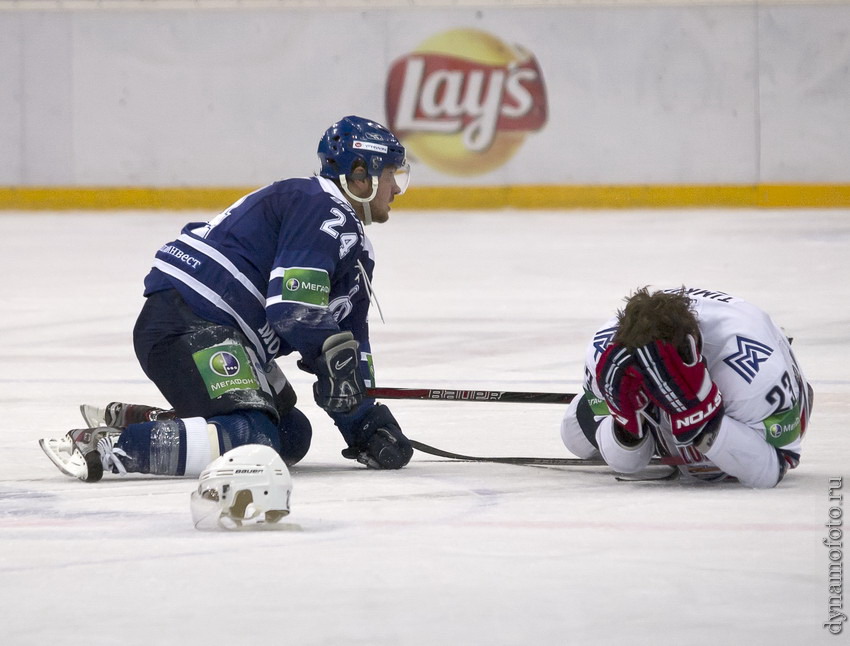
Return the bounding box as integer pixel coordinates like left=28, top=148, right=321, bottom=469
left=409, top=440, right=682, bottom=467
left=409, top=440, right=606, bottom=465
left=367, top=387, right=576, bottom=405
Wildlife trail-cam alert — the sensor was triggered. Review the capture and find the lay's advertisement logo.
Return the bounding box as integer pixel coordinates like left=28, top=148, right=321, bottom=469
left=386, top=29, right=548, bottom=176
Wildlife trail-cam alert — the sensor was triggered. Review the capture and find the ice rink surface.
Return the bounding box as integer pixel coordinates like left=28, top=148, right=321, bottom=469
left=1, top=207, right=848, bottom=645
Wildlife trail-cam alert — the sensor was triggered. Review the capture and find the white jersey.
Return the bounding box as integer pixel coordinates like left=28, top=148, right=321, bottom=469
left=564, top=288, right=812, bottom=487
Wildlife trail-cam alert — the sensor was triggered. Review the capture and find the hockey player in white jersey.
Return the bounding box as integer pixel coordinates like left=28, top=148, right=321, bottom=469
left=40, top=116, right=415, bottom=482
left=560, top=287, right=812, bottom=487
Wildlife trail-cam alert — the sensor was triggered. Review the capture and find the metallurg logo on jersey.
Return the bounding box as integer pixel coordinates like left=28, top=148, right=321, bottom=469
left=385, top=28, right=548, bottom=176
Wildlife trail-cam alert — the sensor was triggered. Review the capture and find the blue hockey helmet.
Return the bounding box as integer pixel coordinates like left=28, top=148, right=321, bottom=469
left=317, top=116, right=408, bottom=192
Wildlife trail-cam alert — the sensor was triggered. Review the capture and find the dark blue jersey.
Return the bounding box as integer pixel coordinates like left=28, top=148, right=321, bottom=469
left=143, top=176, right=375, bottom=382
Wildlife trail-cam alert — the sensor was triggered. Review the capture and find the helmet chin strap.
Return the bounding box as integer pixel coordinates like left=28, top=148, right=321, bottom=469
left=340, top=175, right=378, bottom=225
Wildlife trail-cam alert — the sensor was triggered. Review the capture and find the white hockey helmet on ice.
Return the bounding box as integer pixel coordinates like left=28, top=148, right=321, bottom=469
left=190, top=444, right=292, bottom=530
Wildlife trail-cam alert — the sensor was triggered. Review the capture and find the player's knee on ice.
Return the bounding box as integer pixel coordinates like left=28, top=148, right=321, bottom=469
left=277, top=407, right=312, bottom=466
left=560, top=394, right=602, bottom=459
left=699, top=416, right=786, bottom=489
left=596, top=417, right=655, bottom=474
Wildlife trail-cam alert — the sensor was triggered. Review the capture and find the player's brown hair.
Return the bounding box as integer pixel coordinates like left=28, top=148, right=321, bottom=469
left=613, top=287, right=700, bottom=357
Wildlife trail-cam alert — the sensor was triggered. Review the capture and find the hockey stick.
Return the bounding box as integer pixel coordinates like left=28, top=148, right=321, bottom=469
left=410, top=439, right=606, bottom=465
left=367, top=387, right=576, bottom=405
left=409, top=439, right=682, bottom=467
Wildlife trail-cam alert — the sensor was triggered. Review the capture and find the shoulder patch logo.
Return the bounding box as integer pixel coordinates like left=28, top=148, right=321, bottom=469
left=592, top=326, right=617, bottom=359
left=281, top=267, right=330, bottom=307
left=723, top=336, right=774, bottom=383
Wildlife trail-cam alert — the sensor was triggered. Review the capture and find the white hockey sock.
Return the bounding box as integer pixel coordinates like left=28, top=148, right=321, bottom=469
left=183, top=417, right=223, bottom=477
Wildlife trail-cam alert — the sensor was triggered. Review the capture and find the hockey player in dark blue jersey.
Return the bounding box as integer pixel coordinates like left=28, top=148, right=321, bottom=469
left=40, top=116, right=415, bottom=482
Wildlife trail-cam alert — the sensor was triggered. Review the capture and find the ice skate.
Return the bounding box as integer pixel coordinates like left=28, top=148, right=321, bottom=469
left=79, top=404, right=108, bottom=427
left=39, top=427, right=126, bottom=482
left=79, top=401, right=174, bottom=428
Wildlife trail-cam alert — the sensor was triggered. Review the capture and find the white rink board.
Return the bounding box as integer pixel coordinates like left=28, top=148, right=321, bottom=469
left=1, top=3, right=850, bottom=186
left=1, top=208, right=848, bottom=645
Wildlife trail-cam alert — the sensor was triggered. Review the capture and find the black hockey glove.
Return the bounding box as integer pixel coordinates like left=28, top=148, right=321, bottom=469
left=341, top=403, right=413, bottom=469
left=313, top=332, right=365, bottom=414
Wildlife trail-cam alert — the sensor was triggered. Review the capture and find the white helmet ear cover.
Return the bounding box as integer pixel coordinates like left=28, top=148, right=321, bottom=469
left=190, top=444, right=292, bottom=530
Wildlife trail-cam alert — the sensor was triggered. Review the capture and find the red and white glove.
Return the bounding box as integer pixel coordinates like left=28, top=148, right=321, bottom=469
left=634, top=336, right=723, bottom=444
left=595, top=343, right=649, bottom=437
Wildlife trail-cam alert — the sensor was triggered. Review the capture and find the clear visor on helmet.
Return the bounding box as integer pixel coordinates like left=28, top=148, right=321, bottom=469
left=190, top=488, right=231, bottom=530
left=393, top=162, right=411, bottom=195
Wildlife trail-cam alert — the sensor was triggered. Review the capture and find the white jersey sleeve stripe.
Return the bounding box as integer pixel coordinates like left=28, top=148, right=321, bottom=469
left=178, top=233, right=266, bottom=307
left=266, top=295, right=327, bottom=308
left=153, top=259, right=269, bottom=364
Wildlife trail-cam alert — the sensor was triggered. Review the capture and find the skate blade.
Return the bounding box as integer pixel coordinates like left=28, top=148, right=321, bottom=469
left=38, top=437, right=88, bottom=480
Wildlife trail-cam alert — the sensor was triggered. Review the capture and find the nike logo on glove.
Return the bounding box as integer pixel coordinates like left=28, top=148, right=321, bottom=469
left=334, top=357, right=353, bottom=371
